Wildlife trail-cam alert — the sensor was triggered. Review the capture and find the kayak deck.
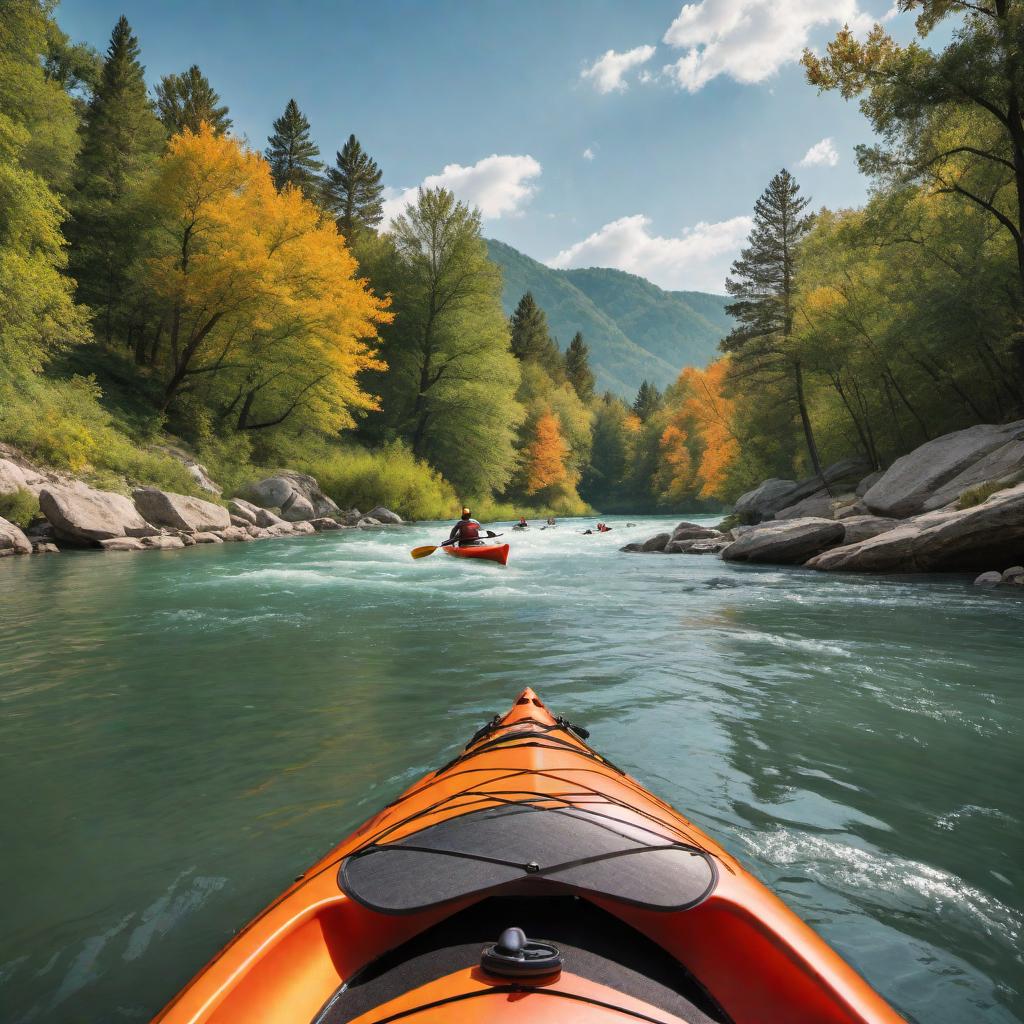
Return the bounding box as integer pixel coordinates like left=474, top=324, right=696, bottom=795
left=153, top=689, right=904, bottom=1024
left=442, top=542, right=509, bottom=565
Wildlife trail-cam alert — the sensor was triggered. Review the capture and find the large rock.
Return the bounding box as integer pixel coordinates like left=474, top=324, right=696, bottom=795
left=864, top=420, right=1024, bottom=518
left=0, top=459, right=28, bottom=496
left=670, top=521, right=720, bottom=542
left=640, top=532, right=671, bottom=552
left=721, top=517, right=845, bottom=565
left=310, top=517, right=344, bottom=531
left=840, top=515, right=900, bottom=546
left=733, top=457, right=868, bottom=524
left=140, top=534, right=186, bottom=550
left=243, top=471, right=339, bottom=521
left=98, top=537, right=145, bottom=552
left=0, top=516, right=32, bottom=556
left=774, top=489, right=834, bottom=521
left=227, top=499, right=259, bottom=525
left=855, top=470, right=884, bottom=497
left=39, top=483, right=156, bottom=543
left=921, top=436, right=1024, bottom=512
left=807, top=483, right=1024, bottom=572
left=367, top=506, right=403, bottom=525
left=133, top=487, right=230, bottom=533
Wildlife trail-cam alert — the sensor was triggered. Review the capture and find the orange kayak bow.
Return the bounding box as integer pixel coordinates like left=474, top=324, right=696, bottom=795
left=153, top=689, right=904, bottom=1024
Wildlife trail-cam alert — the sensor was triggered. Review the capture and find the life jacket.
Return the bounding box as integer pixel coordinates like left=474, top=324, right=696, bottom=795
left=457, top=518, right=481, bottom=543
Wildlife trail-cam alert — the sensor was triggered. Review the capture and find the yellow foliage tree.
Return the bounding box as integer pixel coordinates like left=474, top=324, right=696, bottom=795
left=140, top=125, right=390, bottom=434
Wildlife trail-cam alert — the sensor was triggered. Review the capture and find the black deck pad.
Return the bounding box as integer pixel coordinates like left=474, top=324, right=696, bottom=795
left=339, top=804, right=716, bottom=914
left=314, top=895, right=731, bottom=1024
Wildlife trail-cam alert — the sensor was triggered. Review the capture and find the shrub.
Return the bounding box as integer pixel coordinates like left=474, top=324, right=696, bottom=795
left=0, top=487, right=39, bottom=528
left=0, top=376, right=201, bottom=495
left=959, top=473, right=1024, bottom=509
left=302, top=441, right=458, bottom=521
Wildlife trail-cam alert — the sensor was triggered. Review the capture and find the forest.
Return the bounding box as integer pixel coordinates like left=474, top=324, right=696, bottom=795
left=2, top=0, right=1022, bottom=521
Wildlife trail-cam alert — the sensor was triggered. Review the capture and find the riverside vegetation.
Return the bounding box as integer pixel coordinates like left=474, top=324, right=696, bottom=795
left=4, top=2, right=1024, bottom=558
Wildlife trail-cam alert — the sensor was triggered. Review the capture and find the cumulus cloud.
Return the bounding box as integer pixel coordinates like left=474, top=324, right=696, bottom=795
left=581, top=45, right=657, bottom=93
left=661, top=0, right=873, bottom=92
left=582, top=146, right=595, bottom=161
left=799, top=136, right=839, bottom=167
left=381, top=154, right=542, bottom=226
left=548, top=213, right=752, bottom=292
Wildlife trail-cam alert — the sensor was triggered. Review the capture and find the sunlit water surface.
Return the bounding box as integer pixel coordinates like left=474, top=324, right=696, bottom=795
left=0, top=517, right=1021, bottom=1023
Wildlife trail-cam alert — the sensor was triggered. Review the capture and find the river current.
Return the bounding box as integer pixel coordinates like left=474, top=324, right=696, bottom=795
left=0, top=516, right=1021, bottom=1023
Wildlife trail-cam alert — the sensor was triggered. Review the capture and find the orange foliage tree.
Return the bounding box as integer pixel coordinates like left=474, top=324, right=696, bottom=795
left=140, top=124, right=390, bottom=432
left=525, top=408, right=569, bottom=495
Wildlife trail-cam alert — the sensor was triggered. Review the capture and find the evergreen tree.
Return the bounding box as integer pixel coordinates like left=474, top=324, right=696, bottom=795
left=155, top=64, right=231, bottom=136
left=632, top=380, right=662, bottom=421
left=722, top=169, right=822, bottom=479
left=509, top=292, right=562, bottom=376
left=66, top=15, right=163, bottom=342
left=564, top=331, right=595, bottom=402
left=265, top=98, right=322, bottom=197
left=323, top=134, right=383, bottom=237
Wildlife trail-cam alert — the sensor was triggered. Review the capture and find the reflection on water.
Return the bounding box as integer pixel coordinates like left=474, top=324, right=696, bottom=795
left=0, top=518, right=1021, bottom=1023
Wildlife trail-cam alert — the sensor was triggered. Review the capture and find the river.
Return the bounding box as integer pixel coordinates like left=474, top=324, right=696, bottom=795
left=0, top=516, right=1021, bottom=1023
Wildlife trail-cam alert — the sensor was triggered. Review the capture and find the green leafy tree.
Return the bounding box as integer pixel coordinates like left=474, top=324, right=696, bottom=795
left=580, top=393, right=632, bottom=510
left=564, top=331, right=595, bottom=402
left=323, top=134, right=384, bottom=237
left=509, top=291, right=563, bottom=377
left=804, top=1, right=1024, bottom=377
left=265, top=98, right=322, bottom=197
left=66, top=15, right=163, bottom=342
left=359, top=188, right=523, bottom=496
left=155, top=64, right=231, bottom=136
left=722, top=169, right=823, bottom=479
left=632, top=379, right=662, bottom=421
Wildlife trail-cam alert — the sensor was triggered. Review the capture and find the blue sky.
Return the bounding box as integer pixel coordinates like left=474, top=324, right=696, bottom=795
left=59, top=0, right=918, bottom=293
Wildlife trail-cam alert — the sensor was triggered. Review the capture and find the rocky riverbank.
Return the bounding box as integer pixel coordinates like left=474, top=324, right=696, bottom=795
left=624, top=420, right=1024, bottom=582
left=0, top=447, right=403, bottom=558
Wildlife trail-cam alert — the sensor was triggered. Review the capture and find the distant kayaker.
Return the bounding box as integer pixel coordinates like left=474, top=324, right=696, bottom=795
left=597, top=522, right=612, bottom=533
left=546, top=516, right=556, bottom=526
left=515, top=517, right=529, bottom=529
left=448, top=507, right=482, bottom=547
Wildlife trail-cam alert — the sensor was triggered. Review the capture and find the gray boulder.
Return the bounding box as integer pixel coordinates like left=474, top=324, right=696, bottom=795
left=774, top=489, right=833, bottom=521
left=310, top=517, right=344, bottom=531
left=290, top=520, right=316, bottom=535
left=721, top=517, right=845, bottom=565
left=357, top=516, right=382, bottom=528
left=619, top=542, right=644, bottom=552
left=855, top=470, right=885, bottom=497
left=0, top=516, right=32, bottom=556
left=229, top=514, right=252, bottom=529
left=670, top=521, right=720, bottom=541
left=733, top=457, right=868, bottom=524
left=227, top=499, right=260, bottom=525
left=840, top=515, right=900, bottom=546
left=133, top=487, right=230, bottom=533
left=140, top=534, right=186, bottom=550
left=243, top=471, right=339, bottom=521
left=922, top=436, right=1024, bottom=512
left=192, top=532, right=223, bottom=543
left=640, top=532, right=671, bottom=552
left=808, top=483, right=1024, bottom=572
left=218, top=526, right=251, bottom=542
left=0, top=458, right=28, bottom=496
left=864, top=420, right=1024, bottom=518
left=367, top=505, right=403, bottom=525
left=99, top=537, right=145, bottom=552
left=339, top=508, right=363, bottom=526
left=32, top=541, right=60, bottom=554
left=40, top=483, right=156, bottom=543
left=1002, top=565, right=1024, bottom=583
left=974, top=571, right=1003, bottom=587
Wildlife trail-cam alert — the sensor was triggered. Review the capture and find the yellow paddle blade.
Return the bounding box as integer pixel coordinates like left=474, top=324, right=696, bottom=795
left=410, top=545, right=438, bottom=559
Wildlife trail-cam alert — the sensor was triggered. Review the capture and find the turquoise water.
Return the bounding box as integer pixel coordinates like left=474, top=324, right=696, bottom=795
left=0, top=517, right=1021, bottom=1023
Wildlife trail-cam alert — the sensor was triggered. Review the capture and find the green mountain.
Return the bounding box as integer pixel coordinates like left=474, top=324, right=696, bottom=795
left=486, top=238, right=732, bottom=397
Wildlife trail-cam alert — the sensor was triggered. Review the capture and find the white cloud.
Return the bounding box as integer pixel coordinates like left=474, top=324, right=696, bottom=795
left=581, top=45, right=657, bottom=93
left=661, top=0, right=873, bottom=92
left=548, top=213, right=753, bottom=292
left=381, top=154, right=542, bottom=226
left=582, top=146, right=595, bottom=161
left=799, top=136, right=839, bottom=167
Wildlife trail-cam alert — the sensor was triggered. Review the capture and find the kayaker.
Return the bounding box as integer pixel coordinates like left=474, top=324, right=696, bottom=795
left=447, top=507, right=482, bottom=547
left=517, top=517, right=528, bottom=528
left=596, top=522, right=612, bottom=533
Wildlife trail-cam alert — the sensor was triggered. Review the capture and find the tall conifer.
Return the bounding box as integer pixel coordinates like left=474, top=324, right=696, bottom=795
left=265, top=98, right=322, bottom=197
left=155, top=65, right=231, bottom=136
left=323, top=134, right=384, bottom=237
left=564, top=331, right=595, bottom=401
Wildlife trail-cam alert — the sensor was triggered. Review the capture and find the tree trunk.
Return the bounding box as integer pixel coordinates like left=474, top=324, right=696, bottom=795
left=793, top=359, right=825, bottom=486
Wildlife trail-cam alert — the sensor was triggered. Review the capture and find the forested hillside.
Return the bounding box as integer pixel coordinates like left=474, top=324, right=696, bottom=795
left=486, top=239, right=730, bottom=395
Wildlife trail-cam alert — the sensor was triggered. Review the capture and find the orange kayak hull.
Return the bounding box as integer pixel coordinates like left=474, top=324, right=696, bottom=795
left=153, top=689, right=905, bottom=1024
left=443, top=542, right=510, bottom=565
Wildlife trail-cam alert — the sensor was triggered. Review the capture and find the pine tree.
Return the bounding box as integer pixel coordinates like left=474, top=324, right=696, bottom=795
left=66, top=15, right=163, bottom=342
left=722, top=169, right=822, bottom=479
left=155, top=65, right=231, bottom=136
left=265, top=98, right=322, bottom=197
left=564, top=331, right=595, bottom=402
left=509, top=292, right=562, bottom=375
left=632, top=380, right=662, bottom=421
left=323, top=134, right=384, bottom=238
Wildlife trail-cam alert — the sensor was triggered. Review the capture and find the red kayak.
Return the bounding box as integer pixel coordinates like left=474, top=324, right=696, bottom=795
left=444, top=542, right=510, bottom=565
